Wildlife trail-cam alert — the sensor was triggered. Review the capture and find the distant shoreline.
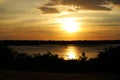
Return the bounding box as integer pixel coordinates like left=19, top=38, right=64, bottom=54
left=0, top=40, right=120, bottom=45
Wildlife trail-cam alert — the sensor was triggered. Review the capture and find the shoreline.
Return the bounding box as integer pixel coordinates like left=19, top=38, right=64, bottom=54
left=0, top=70, right=120, bottom=80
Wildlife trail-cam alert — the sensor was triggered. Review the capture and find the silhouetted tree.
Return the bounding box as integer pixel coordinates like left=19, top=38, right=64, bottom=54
left=0, top=45, right=15, bottom=68
left=79, top=52, right=87, bottom=62
left=14, top=53, right=33, bottom=70
left=97, top=46, right=120, bottom=72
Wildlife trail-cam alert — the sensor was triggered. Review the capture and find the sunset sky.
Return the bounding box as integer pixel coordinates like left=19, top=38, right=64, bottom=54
left=0, top=0, right=120, bottom=40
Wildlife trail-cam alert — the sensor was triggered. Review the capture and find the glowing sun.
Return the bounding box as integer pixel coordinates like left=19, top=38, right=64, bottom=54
left=60, top=18, right=80, bottom=33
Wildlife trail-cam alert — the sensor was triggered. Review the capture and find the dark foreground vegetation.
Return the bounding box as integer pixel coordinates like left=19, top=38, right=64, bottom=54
left=0, top=43, right=120, bottom=73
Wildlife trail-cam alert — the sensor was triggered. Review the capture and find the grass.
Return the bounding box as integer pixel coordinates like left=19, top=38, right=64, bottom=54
left=0, top=70, right=120, bottom=80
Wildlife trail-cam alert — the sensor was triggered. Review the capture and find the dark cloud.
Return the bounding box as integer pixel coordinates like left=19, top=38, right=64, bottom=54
left=48, top=0, right=120, bottom=11
left=67, top=9, right=77, bottom=12
left=37, top=7, right=60, bottom=14
left=20, top=19, right=42, bottom=23
left=109, top=0, right=120, bottom=4
left=46, top=3, right=55, bottom=6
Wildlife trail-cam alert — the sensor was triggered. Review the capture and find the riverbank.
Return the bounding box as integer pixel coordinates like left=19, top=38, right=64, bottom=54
left=0, top=70, right=120, bottom=80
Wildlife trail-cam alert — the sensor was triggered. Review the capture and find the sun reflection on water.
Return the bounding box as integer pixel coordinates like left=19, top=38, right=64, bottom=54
left=64, top=46, right=78, bottom=60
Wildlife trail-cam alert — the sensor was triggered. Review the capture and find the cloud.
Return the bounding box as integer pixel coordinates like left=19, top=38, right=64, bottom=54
left=48, top=0, right=120, bottom=11
left=110, top=0, right=120, bottom=4
left=0, top=0, right=5, bottom=3
left=67, top=9, right=77, bottom=12
left=37, top=7, right=60, bottom=14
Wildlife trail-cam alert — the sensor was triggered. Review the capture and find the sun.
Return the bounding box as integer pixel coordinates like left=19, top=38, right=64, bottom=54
left=60, top=18, right=80, bottom=33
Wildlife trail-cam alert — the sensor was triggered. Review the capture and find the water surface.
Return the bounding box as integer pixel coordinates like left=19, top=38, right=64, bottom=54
left=10, top=44, right=120, bottom=60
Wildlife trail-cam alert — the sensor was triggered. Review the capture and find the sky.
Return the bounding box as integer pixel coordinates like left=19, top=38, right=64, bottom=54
left=0, top=0, right=120, bottom=40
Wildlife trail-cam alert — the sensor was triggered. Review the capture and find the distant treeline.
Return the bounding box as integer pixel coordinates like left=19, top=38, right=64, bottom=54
left=0, top=40, right=120, bottom=45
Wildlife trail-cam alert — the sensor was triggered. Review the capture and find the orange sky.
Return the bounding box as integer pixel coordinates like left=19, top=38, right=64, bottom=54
left=0, top=0, right=120, bottom=40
